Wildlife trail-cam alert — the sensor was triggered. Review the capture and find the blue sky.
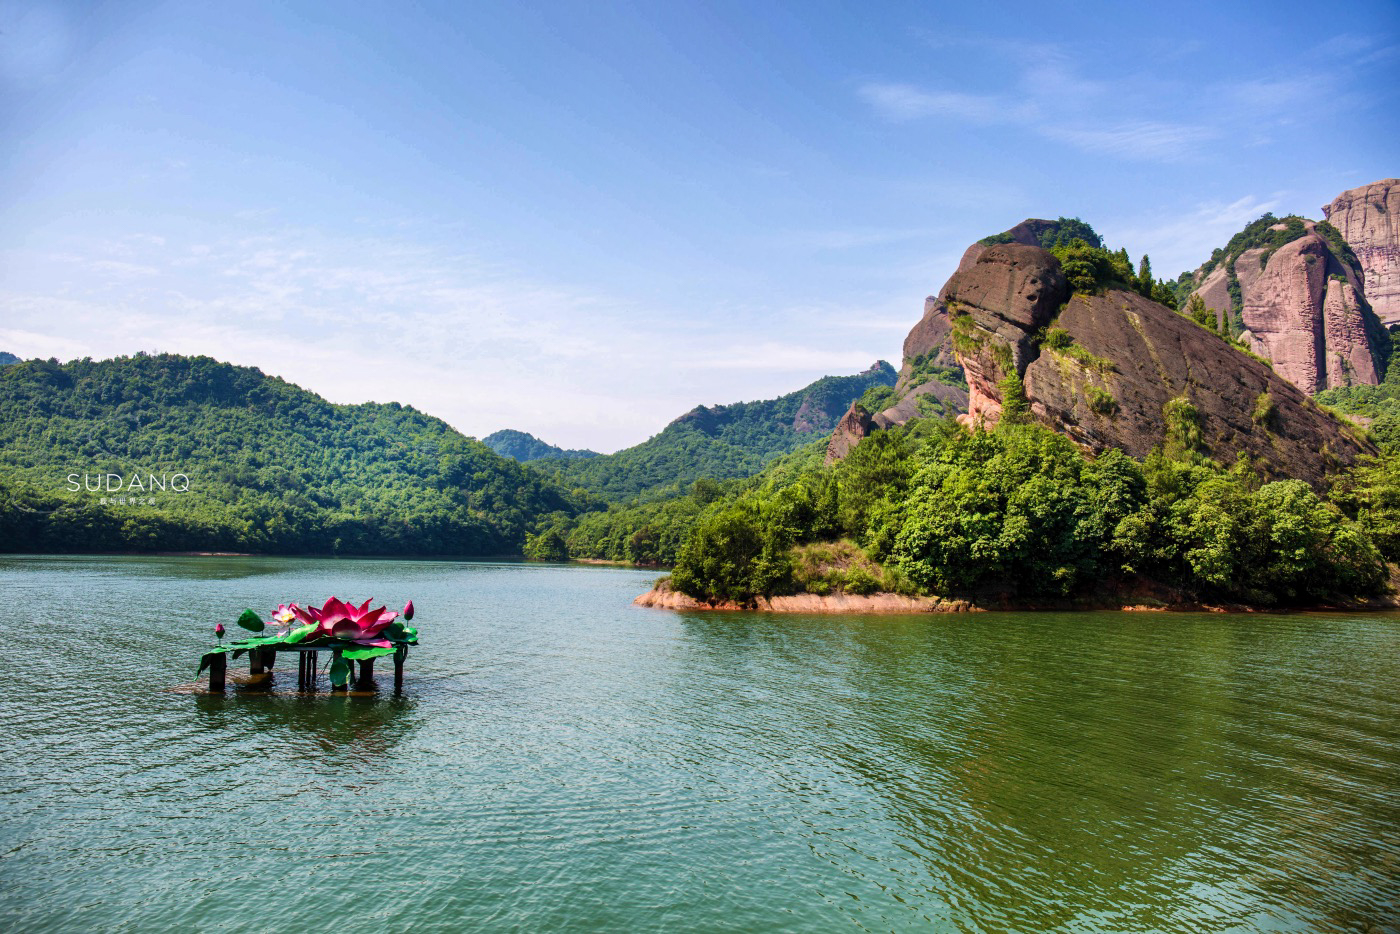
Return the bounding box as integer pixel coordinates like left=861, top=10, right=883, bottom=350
left=2, top=0, right=1397, bottom=451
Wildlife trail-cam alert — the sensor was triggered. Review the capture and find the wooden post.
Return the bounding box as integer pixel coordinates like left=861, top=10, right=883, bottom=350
left=263, top=649, right=275, bottom=671
left=393, top=646, right=406, bottom=693
left=308, top=651, right=318, bottom=690
left=250, top=649, right=264, bottom=675
left=357, top=658, right=375, bottom=691
left=209, top=652, right=226, bottom=692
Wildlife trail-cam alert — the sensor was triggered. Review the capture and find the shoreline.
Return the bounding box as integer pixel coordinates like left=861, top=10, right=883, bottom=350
left=633, top=584, right=1400, bottom=615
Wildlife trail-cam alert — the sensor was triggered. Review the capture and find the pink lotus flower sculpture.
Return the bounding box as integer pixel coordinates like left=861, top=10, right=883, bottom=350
left=293, top=597, right=399, bottom=647
left=270, top=603, right=300, bottom=636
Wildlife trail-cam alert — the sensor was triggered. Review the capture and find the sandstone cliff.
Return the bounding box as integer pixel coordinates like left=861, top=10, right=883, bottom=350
left=1323, top=179, right=1400, bottom=327
left=937, top=244, right=1371, bottom=486
left=1189, top=220, right=1385, bottom=393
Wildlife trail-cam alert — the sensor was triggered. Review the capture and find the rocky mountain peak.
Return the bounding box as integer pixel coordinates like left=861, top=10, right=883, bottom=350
left=1322, top=178, right=1400, bottom=327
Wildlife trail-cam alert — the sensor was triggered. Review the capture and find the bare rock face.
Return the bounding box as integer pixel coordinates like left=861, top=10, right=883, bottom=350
left=950, top=245, right=1373, bottom=486
left=897, top=296, right=959, bottom=379
left=1189, top=224, right=1385, bottom=393
left=1240, top=233, right=1380, bottom=392
left=872, top=379, right=968, bottom=428
left=1323, top=179, right=1400, bottom=326
left=953, top=218, right=1071, bottom=274
left=825, top=403, right=874, bottom=464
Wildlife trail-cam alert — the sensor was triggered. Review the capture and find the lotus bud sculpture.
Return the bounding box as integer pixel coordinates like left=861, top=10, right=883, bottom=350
left=402, top=600, right=414, bottom=621
left=214, top=622, right=225, bottom=639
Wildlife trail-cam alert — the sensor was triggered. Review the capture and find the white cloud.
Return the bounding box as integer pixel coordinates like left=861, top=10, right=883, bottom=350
left=0, top=223, right=898, bottom=452
left=1105, top=194, right=1284, bottom=277
left=859, top=71, right=1212, bottom=163
left=858, top=83, right=1029, bottom=124
left=1041, top=121, right=1215, bottom=161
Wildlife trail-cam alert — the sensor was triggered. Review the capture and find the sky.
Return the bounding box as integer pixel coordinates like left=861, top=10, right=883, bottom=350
left=2, top=0, right=1397, bottom=452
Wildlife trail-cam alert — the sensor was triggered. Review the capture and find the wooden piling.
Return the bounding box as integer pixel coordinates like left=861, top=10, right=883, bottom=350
left=393, top=646, right=406, bottom=693
left=250, top=650, right=264, bottom=675
left=208, top=652, right=227, bottom=692
left=357, top=657, right=375, bottom=691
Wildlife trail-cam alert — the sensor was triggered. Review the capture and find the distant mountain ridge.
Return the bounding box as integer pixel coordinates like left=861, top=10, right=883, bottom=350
left=483, top=429, right=598, bottom=462
left=0, top=351, right=20, bottom=365
left=542, top=362, right=898, bottom=500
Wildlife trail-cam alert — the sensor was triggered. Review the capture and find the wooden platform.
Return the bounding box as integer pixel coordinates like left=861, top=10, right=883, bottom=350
left=205, top=644, right=408, bottom=693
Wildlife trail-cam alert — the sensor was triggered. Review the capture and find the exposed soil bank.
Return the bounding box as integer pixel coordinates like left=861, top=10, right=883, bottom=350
left=634, top=577, right=1400, bottom=614
left=634, top=587, right=977, bottom=614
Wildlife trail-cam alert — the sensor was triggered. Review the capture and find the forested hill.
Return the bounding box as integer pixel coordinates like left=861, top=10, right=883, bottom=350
left=0, top=354, right=594, bottom=555
left=482, top=429, right=598, bottom=462
left=540, top=361, right=897, bottom=500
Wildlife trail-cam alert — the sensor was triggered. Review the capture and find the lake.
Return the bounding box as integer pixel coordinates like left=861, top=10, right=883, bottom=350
left=1, top=555, right=1397, bottom=932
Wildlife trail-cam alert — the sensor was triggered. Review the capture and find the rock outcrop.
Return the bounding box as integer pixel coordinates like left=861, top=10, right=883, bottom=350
left=824, top=403, right=874, bottom=464
left=1323, top=179, right=1400, bottom=327
left=943, top=244, right=1372, bottom=486
left=1189, top=221, right=1385, bottom=393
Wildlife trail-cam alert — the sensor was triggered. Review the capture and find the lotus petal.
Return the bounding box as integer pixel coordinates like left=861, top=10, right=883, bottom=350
left=331, top=618, right=362, bottom=640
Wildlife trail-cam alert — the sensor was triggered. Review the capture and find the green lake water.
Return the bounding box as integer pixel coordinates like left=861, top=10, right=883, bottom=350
left=1, top=555, right=1398, bottom=932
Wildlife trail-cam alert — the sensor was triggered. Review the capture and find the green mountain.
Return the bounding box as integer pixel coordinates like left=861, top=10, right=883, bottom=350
left=0, top=351, right=21, bottom=365
left=0, top=353, right=594, bottom=555
left=543, top=361, right=897, bottom=501
left=482, top=429, right=598, bottom=462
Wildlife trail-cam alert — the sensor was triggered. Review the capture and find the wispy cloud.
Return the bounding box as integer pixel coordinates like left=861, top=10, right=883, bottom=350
left=855, top=34, right=1381, bottom=164
left=1041, top=121, right=1215, bottom=161
left=1106, top=194, right=1284, bottom=277
left=861, top=74, right=1213, bottom=162
left=858, top=83, right=1030, bottom=124
left=0, top=223, right=899, bottom=451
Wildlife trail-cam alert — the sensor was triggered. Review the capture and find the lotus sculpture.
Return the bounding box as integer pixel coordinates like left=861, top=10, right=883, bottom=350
left=199, top=595, right=419, bottom=687
left=293, top=597, right=398, bottom=646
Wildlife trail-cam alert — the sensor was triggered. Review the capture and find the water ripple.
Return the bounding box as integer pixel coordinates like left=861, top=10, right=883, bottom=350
left=1, top=556, right=1398, bottom=932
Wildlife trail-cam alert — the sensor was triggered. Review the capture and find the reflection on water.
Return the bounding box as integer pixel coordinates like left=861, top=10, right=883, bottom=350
left=192, top=693, right=419, bottom=760
left=1, top=555, right=1398, bottom=933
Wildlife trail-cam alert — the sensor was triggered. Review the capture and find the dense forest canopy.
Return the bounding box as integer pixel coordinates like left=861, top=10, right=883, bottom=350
left=660, top=415, right=1397, bottom=607
left=0, top=353, right=595, bottom=555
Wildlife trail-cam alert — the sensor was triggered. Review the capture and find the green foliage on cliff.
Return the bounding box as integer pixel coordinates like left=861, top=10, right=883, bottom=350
left=903, top=351, right=967, bottom=391
left=483, top=429, right=598, bottom=463
left=540, top=362, right=896, bottom=501
left=0, top=354, right=595, bottom=555
left=1037, top=218, right=1103, bottom=250
left=1314, top=220, right=1361, bottom=273
left=662, top=419, right=1387, bottom=607
left=1049, top=240, right=1134, bottom=294
left=1198, top=213, right=1309, bottom=280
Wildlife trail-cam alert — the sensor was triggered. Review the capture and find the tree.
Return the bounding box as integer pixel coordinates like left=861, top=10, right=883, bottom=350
left=1137, top=255, right=1153, bottom=298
